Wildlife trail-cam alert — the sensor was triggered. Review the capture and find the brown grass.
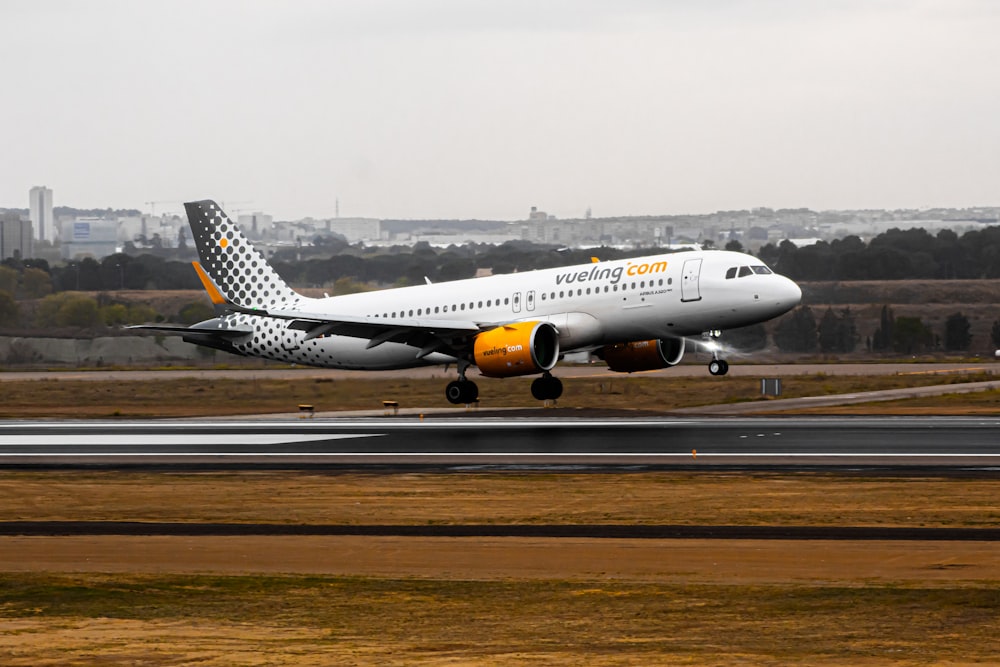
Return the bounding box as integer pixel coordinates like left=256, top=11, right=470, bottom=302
left=1, top=470, right=997, bottom=528
left=1, top=372, right=997, bottom=417
left=1, top=471, right=999, bottom=665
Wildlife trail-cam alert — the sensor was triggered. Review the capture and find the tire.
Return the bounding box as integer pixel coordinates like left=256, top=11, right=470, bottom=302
left=445, top=381, right=465, bottom=404
left=531, top=376, right=563, bottom=401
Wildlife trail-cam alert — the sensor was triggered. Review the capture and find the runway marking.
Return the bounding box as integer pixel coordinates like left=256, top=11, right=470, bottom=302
left=0, top=452, right=997, bottom=458
left=0, top=434, right=382, bottom=446
left=0, top=420, right=694, bottom=430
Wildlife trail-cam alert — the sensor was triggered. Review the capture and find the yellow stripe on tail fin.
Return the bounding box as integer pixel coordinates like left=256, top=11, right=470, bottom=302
left=192, top=261, right=227, bottom=306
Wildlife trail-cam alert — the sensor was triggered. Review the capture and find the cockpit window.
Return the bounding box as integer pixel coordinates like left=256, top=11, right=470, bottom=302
left=751, top=265, right=773, bottom=275
left=725, top=267, right=737, bottom=279
left=738, top=266, right=753, bottom=277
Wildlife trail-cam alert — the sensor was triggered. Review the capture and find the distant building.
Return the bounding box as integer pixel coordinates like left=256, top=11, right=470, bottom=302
left=0, top=212, right=33, bottom=260
left=29, top=186, right=54, bottom=242
left=325, top=217, right=381, bottom=243
left=238, top=212, right=274, bottom=238
left=60, top=218, right=118, bottom=259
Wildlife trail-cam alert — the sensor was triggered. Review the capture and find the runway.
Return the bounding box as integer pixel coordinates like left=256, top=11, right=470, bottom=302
left=2, top=416, right=1000, bottom=469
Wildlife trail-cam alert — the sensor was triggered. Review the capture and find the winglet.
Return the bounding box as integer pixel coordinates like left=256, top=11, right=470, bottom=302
left=192, top=261, right=227, bottom=306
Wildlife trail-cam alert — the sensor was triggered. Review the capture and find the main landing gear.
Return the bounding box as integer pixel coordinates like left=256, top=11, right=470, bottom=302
left=445, top=361, right=479, bottom=404
left=705, top=330, right=729, bottom=376
left=531, top=373, right=563, bottom=401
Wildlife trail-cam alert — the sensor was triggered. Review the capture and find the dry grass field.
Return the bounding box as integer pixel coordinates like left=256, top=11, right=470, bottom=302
left=1, top=371, right=999, bottom=418
left=0, top=471, right=998, bottom=665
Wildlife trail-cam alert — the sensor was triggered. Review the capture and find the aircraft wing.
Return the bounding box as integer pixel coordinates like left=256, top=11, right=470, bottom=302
left=259, top=308, right=486, bottom=358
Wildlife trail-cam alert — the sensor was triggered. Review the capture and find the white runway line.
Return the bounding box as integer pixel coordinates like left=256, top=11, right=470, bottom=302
left=0, top=434, right=382, bottom=446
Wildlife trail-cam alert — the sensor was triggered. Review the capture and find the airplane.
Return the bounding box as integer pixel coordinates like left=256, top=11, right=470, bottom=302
left=132, top=200, right=802, bottom=403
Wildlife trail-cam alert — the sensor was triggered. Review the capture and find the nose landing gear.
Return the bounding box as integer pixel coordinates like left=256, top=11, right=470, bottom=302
left=704, top=330, right=729, bottom=376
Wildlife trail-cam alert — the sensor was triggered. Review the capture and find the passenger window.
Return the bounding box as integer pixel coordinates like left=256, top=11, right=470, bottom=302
left=559, top=291, right=564, bottom=298
left=738, top=266, right=753, bottom=277
left=726, top=267, right=737, bottom=279
left=504, top=298, right=509, bottom=305
left=408, top=310, right=413, bottom=317
left=477, top=301, right=483, bottom=308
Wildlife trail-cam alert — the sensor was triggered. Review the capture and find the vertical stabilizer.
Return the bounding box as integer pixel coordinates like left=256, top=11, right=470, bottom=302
left=184, top=200, right=301, bottom=309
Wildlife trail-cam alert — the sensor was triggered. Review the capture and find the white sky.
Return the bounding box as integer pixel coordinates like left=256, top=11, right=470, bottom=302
left=3, top=0, right=1000, bottom=220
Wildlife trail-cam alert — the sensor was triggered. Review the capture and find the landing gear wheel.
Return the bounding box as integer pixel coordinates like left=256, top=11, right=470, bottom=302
left=531, top=375, right=564, bottom=401
left=708, top=359, right=729, bottom=376
left=445, top=380, right=479, bottom=404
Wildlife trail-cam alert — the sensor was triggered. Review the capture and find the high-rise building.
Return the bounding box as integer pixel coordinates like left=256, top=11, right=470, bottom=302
left=0, top=212, right=33, bottom=260
left=29, top=186, right=54, bottom=242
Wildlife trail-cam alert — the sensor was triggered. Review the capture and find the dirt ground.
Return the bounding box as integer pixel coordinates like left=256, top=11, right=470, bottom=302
left=1, top=535, right=997, bottom=584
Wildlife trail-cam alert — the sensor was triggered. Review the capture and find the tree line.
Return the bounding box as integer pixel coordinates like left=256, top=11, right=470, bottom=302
left=5, top=225, right=1000, bottom=293
left=756, top=226, right=1000, bottom=280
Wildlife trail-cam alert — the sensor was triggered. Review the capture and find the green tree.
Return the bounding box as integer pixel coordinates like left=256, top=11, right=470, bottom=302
left=892, top=316, right=934, bottom=354
left=818, top=307, right=858, bottom=354
left=22, top=267, right=53, bottom=298
left=871, top=305, right=894, bottom=352
left=36, top=293, right=102, bottom=329
left=943, top=312, right=972, bottom=351
left=100, top=303, right=129, bottom=326
left=0, top=266, right=17, bottom=295
left=177, top=301, right=215, bottom=325
left=0, top=290, right=19, bottom=326
left=126, top=303, right=158, bottom=324
left=55, top=295, right=102, bottom=328
left=773, top=306, right=817, bottom=353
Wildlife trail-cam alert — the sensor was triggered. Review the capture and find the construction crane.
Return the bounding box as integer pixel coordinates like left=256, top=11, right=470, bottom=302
left=144, top=201, right=179, bottom=217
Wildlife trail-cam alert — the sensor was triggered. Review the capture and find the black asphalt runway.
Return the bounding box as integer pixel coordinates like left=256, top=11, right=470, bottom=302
left=1, top=521, right=998, bottom=541
left=2, top=416, right=1000, bottom=469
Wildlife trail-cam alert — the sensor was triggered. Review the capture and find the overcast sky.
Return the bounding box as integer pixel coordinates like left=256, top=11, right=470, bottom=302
left=3, top=0, right=999, bottom=220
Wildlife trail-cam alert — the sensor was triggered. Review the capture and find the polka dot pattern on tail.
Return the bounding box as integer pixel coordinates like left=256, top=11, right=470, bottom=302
left=185, top=200, right=303, bottom=310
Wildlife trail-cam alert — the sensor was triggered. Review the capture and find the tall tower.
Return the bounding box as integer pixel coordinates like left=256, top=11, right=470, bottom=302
left=29, top=186, right=54, bottom=242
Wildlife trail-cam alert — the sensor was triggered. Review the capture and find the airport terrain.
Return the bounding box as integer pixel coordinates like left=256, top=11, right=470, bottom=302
left=2, top=365, right=998, bottom=664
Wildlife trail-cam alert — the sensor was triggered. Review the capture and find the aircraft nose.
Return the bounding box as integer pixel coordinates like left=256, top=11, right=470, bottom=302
left=783, top=277, right=802, bottom=307
left=778, top=276, right=802, bottom=310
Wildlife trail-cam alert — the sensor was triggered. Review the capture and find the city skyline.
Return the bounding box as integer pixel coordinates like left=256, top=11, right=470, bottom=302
left=3, top=1, right=1000, bottom=221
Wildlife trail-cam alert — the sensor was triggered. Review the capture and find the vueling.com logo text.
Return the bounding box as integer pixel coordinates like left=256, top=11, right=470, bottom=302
left=554, top=260, right=668, bottom=286
left=481, top=343, right=524, bottom=357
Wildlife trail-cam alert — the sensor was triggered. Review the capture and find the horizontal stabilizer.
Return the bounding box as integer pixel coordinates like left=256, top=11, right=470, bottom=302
left=126, top=324, right=253, bottom=340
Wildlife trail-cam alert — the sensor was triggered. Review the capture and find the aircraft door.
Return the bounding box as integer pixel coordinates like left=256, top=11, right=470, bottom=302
left=526, top=290, right=536, bottom=312
left=681, top=258, right=703, bottom=302
left=512, top=291, right=522, bottom=313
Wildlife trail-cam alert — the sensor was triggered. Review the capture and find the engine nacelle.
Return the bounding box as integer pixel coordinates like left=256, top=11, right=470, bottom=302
left=474, top=321, right=560, bottom=378
left=600, top=338, right=685, bottom=373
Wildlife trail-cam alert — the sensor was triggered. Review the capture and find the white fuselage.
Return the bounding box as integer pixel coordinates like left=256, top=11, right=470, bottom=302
left=217, top=249, right=801, bottom=371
